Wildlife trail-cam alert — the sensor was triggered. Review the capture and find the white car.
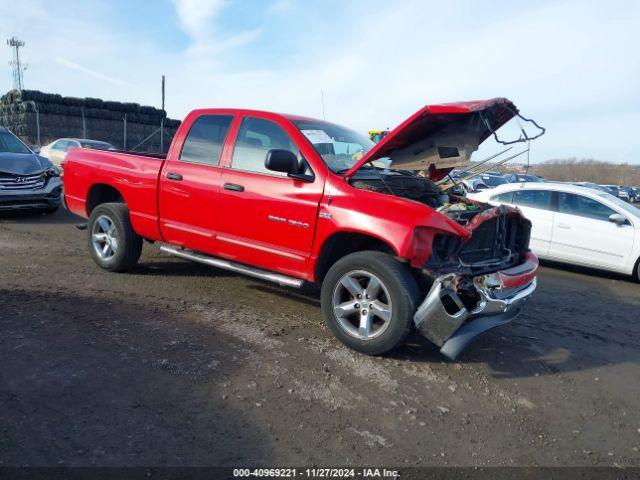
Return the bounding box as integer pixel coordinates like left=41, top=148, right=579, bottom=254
left=468, top=182, right=640, bottom=281
left=39, top=138, right=116, bottom=167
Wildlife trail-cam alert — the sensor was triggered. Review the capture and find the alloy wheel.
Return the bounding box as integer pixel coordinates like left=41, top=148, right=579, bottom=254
left=91, top=214, right=118, bottom=261
left=332, top=270, right=393, bottom=340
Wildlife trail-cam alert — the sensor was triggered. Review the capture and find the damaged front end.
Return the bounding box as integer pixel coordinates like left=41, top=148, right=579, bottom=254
left=415, top=203, right=538, bottom=359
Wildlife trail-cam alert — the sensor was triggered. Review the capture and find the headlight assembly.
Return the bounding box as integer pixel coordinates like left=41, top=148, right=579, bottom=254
left=45, top=165, right=61, bottom=177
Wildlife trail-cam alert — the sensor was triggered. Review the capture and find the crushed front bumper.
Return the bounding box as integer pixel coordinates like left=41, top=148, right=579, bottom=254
left=414, top=252, right=538, bottom=360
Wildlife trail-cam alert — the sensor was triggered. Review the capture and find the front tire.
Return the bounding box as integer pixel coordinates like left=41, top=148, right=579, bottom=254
left=320, top=251, right=420, bottom=355
left=87, top=203, right=142, bottom=272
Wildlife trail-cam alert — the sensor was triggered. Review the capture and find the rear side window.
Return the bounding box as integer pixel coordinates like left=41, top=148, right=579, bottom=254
left=231, top=117, right=297, bottom=176
left=512, top=189, right=552, bottom=210
left=179, top=115, right=233, bottom=166
left=558, top=192, right=617, bottom=221
left=491, top=192, right=514, bottom=203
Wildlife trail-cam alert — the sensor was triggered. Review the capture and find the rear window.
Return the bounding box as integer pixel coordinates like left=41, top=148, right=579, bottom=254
left=491, top=191, right=514, bottom=203
left=512, top=189, right=552, bottom=210
left=482, top=175, right=507, bottom=187
left=180, top=115, right=233, bottom=166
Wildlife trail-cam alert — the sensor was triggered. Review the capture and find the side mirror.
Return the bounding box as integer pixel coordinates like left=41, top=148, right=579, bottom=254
left=609, top=213, right=627, bottom=226
left=31, top=146, right=41, bottom=154
left=265, top=149, right=300, bottom=175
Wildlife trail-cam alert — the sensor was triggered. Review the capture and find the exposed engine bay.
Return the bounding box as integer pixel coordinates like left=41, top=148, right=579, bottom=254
left=349, top=168, right=532, bottom=275
left=350, top=169, right=448, bottom=208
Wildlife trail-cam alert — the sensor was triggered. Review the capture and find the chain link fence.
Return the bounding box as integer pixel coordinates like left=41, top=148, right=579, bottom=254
left=0, top=89, right=180, bottom=152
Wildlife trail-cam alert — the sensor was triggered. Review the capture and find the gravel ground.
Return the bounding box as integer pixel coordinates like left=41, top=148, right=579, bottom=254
left=1, top=209, right=639, bottom=467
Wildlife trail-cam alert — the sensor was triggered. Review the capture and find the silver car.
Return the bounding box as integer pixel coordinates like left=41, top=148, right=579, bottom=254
left=40, top=138, right=116, bottom=167
left=0, top=127, right=63, bottom=214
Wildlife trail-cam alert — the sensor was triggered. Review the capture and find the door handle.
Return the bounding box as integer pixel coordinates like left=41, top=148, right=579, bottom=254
left=166, top=172, right=183, bottom=181
left=224, top=183, right=245, bottom=192
left=556, top=223, right=571, bottom=229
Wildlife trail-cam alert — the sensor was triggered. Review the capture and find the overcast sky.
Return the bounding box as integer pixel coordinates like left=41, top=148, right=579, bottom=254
left=1, top=0, right=639, bottom=163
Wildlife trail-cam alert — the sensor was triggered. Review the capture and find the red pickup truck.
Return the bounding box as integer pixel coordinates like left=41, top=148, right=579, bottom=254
left=63, top=98, right=538, bottom=359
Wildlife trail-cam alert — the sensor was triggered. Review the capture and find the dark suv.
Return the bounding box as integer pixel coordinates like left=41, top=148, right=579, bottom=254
left=0, top=127, right=62, bottom=213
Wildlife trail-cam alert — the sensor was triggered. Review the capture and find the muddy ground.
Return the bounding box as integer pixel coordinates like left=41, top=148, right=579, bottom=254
left=1, top=209, right=639, bottom=467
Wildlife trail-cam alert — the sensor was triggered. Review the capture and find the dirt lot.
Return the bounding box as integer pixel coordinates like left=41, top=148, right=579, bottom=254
left=1, top=209, right=639, bottom=467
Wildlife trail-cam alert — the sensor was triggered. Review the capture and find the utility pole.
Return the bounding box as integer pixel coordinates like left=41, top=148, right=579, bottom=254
left=7, top=37, right=27, bottom=91
left=160, top=75, right=165, bottom=152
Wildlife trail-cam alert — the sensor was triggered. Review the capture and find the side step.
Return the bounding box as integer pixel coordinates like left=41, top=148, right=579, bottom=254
left=159, top=245, right=305, bottom=288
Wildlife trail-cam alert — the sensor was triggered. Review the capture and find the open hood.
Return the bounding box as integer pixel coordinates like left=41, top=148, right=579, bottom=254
left=344, top=98, right=518, bottom=180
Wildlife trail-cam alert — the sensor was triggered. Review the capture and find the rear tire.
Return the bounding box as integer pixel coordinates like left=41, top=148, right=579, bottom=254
left=634, top=257, right=640, bottom=283
left=87, top=203, right=142, bottom=272
left=320, top=251, right=420, bottom=355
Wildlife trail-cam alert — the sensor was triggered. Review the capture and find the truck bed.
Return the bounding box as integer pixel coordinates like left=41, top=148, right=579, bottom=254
left=63, top=148, right=166, bottom=241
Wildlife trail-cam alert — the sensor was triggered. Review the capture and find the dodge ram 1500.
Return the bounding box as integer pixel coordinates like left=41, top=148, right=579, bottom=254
left=63, top=98, right=539, bottom=359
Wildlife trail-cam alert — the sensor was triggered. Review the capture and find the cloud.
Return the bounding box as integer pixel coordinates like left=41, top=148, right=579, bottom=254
left=170, top=0, right=228, bottom=39
left=54, top=58, right=128, bottom=87
left=1, top=0, right=639, bottom=163
left=170, top=0, right=261, bottom=57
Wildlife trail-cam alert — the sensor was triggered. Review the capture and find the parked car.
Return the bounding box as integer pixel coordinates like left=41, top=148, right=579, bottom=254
left=469, top=183, right=640, bottom=280
left=63, top=98, right=540, bottom=360
left=461, top=172, right=508, bottom=192
left=621, top=186, right=636, bottom=203
left=40, top=138, right=116, bottom=167
left=601, top=184, right=630, bottom=202
left=571, top=182, right=609, bottom=192
left=0, top=126, right=62, bottom=213
left=503, top=173, right=544, bottom=183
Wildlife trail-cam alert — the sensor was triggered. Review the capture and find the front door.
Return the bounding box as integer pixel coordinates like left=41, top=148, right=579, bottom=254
left=158, top=114, right=234, bottom=256
left=549, top=192, right=634, bottom=270
left=217, top=116, right=324, bottom=279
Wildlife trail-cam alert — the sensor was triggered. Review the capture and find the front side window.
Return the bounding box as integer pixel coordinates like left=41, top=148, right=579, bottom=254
left=558, top=192, right=617, bottom=221
left=0, top=130, right=31, bottom=154
left=512, top=189, right=552, bottom=210
left=180, top=115, right=233, bottom=166
left=54, top=140, right=74, bottom=152
left=231, top=117, right=297, bottom=176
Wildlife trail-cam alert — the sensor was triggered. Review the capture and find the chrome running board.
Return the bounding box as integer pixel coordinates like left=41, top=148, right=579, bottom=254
left=159, top=245, right=305, bottom=288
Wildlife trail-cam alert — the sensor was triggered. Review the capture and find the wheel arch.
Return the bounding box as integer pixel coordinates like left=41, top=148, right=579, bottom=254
left=86, top=183, right=125, bottom=215
left=313, top=230, right=399, bottom=284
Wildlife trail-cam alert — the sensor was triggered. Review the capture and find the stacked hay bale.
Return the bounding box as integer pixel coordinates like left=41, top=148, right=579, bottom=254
left=0, top=89, right=181, bottom=152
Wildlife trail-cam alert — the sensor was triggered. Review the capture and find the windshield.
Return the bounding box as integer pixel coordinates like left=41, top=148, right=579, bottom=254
left=292, top=120, right=377, bottom=173
left=597, top=191, right=640, bottom=218
left=0, top=130, right=32, bottom=154
left=80, top=141, right=115, bottom=150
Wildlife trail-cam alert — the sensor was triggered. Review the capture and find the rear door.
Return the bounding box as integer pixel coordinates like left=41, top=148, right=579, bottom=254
left=549, top=192, right=634, bottom=270
left=490, top=189, right=554, bottom=256
left=158, top=114, right=234, bottom=256
left=216, top=115, right=325, bottom=278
